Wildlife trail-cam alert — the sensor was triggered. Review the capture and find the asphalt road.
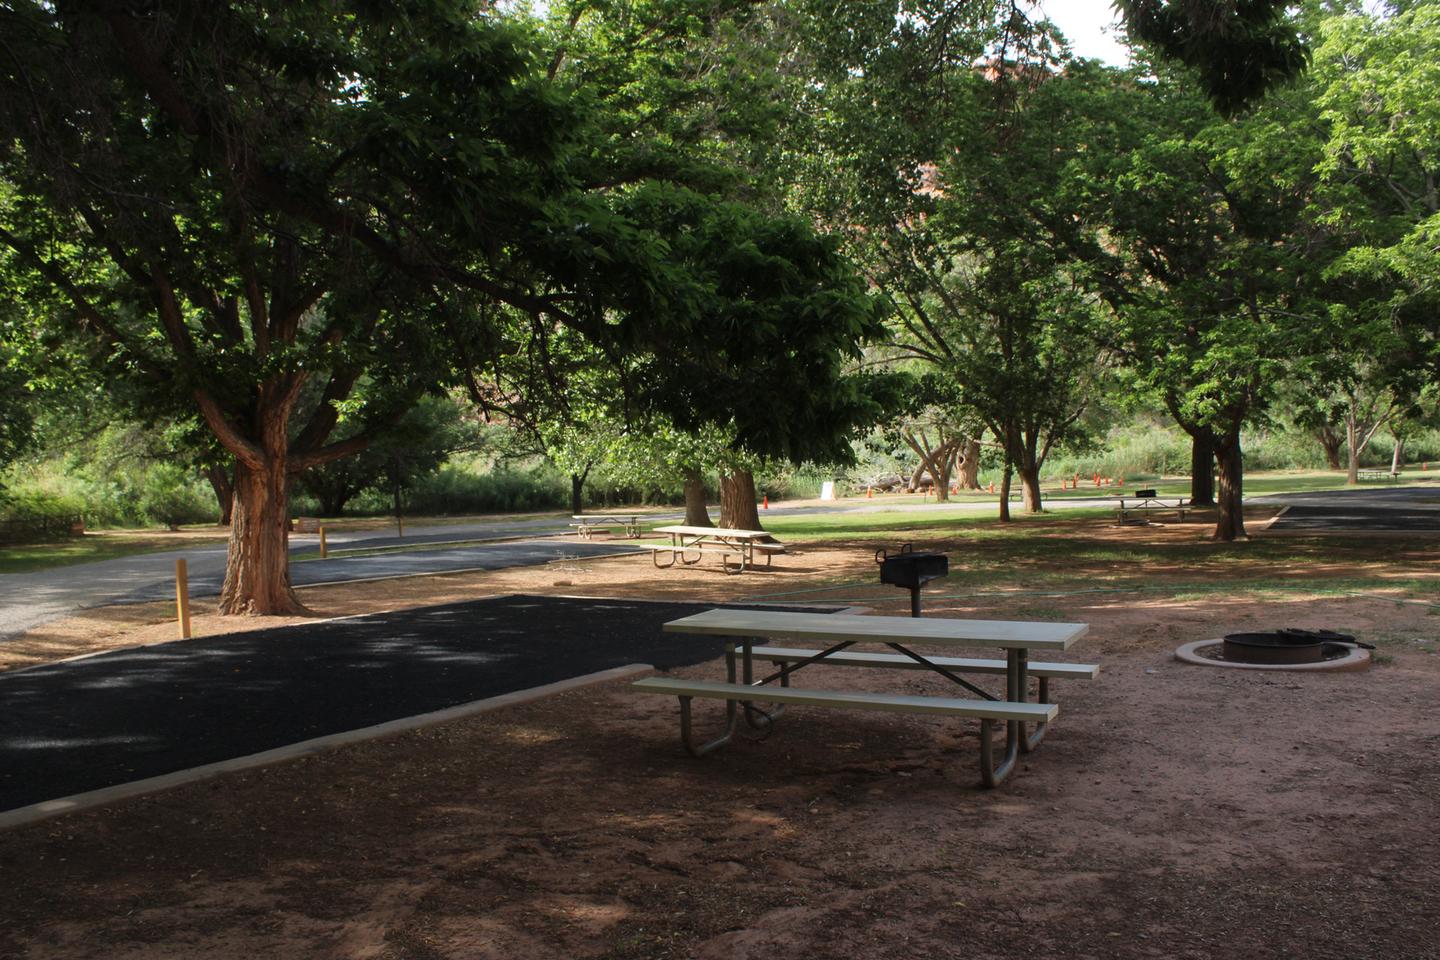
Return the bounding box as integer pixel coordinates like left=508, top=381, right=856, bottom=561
left=4, top=482, right=1435, bottom=641
left=0, top=497, right=1045, bottom=641
left=0, top=596, right=837, bottom=813
left=1254, top=484, right=1440, bottom=532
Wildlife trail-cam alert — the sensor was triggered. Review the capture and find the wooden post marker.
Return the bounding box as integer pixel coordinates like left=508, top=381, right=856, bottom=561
left=175, top=558, right=192, bottom=639
left=319, top=526, right=328, bottom=559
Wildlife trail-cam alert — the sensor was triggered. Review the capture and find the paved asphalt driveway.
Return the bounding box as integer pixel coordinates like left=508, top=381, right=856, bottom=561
left=5, top=482, right=1435, bottom=641
left=1254, top=484, right=1440, bottom=532
left=0, top=523, right=633, bottom=641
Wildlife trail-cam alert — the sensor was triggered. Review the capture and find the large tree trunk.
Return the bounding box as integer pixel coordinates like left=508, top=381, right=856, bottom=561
left=1315, top=426, right=1343, bottom=471
left=682, top=468, right=713, bottom=527
left=1391, top=436, right=1405, bottom=475
left=1018, top=463, right=1042, bottom=513
left=206, top=464, right=234, bottom=526
left=1212, top=435, right=1247, bottom=542
left=570, top=472, right=585, bottom=515
left=719, top=470, right=762, bottom=531
left=1189, top=434, right=1215, bottom=506
left=220, top=459, right=304, bottom=614
left=997, top=456, right=1013, bottom=523
left=959, top=437, right=982, bottom=490
left=902, top=432, right=953, bottom=501
left=1345, top=414, right=1361, bottom=484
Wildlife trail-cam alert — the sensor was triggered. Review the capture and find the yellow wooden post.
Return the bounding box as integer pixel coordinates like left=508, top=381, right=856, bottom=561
left=175, top=558, right=192, bottom=639
left=319, top=526, right=328, bottom=559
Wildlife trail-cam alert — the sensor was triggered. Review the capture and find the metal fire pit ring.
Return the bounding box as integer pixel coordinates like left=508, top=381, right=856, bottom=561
left=1174, top=639, right=1372, bottom=672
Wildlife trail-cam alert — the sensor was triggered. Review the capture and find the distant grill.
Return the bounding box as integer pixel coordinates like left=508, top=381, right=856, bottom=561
left=875, top=544, right=949, bottom=617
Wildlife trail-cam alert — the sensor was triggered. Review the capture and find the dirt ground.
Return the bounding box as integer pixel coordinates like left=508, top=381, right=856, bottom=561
left=2, top=519, right=1439, bottom=959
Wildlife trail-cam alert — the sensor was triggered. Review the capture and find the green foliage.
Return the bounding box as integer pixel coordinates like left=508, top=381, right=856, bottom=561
left=1116, top=0, right=1310, bottom=115
left=4, top=422, right=219, bottom=529
left=296, top=396, right=480, bottom=516
left=136, top=464, right=214, bottom=531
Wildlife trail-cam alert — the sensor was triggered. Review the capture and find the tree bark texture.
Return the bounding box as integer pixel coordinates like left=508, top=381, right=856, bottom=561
left=1392, top=436, right=1405, bottom=475
left=570, top=472, right=585, bottom=516
left=220, top=460, right=303, bottom=614
left=1189, top=434, right=1215, bottom=506
left=1315, top=426, right=1343, bottom=471
left=1212, top=436, right=1247, bottom=541
left=997, top=458, right=1013, bottom=523
left=1004, top=422, right=1044, bottom=514
left=719, top=470, right=763, bottom=531
left=206, top=464, right=234, bottom=526
left=682, top=469, right=714, bottom=527
left=959, top=437, right=982, bottom=490
left=902, top=432, right=956, bottom=501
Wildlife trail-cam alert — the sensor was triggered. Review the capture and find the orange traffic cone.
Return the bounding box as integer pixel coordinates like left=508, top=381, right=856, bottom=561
left=867, top=486, right=873, bottom=498
left=988, top=482, right=995, bottom=494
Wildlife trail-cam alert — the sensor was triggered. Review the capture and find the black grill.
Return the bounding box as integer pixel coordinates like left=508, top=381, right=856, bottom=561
left=875, top=544, right=949, bottom=617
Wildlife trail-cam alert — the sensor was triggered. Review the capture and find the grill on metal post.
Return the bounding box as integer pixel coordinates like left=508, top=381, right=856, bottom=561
left=875, top=544, right=950, bottom=617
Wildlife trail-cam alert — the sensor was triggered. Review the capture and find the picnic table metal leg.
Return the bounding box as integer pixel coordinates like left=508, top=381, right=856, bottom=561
left=739, top=638, right=782, bottom=728
left=980, top=649, right=1028, bottom=786
left=1018, top=653, right=1049, bottom=753
left=722, top=541, right=751, bottom=575
left=679, top=646, right=740, bottom=756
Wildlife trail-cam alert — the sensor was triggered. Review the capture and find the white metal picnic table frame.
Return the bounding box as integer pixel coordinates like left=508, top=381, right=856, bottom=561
left=648, top=525, right=783, bottom=574
left=571, top=514, right=646, bottom=539
left=658, top=609, right=1089, bottom=786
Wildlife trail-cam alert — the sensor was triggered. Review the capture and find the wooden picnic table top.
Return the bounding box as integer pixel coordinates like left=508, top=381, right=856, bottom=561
left=572, top=513, right=645, bottom=521
left=662, top=608, right=1086, bottom=651
left=652, top=525, right=773, bottom=539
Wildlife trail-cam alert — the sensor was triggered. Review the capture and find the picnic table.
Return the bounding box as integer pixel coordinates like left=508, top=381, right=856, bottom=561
left=1113, top=492, right=1190, bottom=524
left=570, top=514, right=646, bottom=539
left=641, top=525, right=786, bottom=574
left=632, top=608, right=1096, bottom=787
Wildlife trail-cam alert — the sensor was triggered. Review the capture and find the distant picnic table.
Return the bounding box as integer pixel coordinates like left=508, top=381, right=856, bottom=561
left=1113, top=491, right=1189, bottom=524
left=570, top=514, right=646, bottom=539
left=639, top=525, right=786, bottom=575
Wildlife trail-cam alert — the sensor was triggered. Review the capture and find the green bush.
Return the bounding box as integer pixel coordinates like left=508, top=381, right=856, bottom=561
left=137, top=464, right=214, bottom=530
left=347, top=462, right=571, bottom=516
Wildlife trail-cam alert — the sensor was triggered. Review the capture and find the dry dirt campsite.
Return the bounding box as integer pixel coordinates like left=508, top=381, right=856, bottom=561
left=2, top=507, right=1437, bottom=960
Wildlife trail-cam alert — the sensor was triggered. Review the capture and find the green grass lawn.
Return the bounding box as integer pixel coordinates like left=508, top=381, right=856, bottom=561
left=0, top=532, right=230, bottom=575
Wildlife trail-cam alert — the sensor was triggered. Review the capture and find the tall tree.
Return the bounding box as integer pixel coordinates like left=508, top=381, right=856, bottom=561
left=0, top=0, right=883, bottom=614
left=1099, top=55, right=1329, bottom=539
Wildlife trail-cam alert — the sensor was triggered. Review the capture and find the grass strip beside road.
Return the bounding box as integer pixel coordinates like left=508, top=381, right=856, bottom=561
left=0, top=533, right=230, bottom=575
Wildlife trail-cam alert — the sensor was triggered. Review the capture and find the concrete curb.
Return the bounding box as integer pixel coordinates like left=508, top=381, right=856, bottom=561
left=0, top=661, right=653, bottom=832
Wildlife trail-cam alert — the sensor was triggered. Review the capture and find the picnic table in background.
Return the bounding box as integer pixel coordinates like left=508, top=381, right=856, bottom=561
left=1113, top=489, right=1190, bottom=524
left=632, top=608, right=1097, bottom=787
left=570, top=514, right=646, bottom=539
left=640, top=525, right=786, bottom=574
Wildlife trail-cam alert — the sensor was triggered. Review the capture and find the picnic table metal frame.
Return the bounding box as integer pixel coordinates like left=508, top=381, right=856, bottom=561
left=649, top=525, right=782, bottom=574
left=661, top=610, right=1087, bottom=786
left=1113, top=494, right=1190, bottom=523
left=571, top=514, right=646, bottom=539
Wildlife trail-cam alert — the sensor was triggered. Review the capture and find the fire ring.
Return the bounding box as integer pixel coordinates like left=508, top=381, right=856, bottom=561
left=1175, top=639, right=1372, bottom=672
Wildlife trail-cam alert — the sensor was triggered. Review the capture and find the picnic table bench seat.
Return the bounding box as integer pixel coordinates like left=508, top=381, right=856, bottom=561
left=1357, top=470, right=1400, bottom=482
left=633, top=676, right=1057, bottom=722
left=632, top=676, right=1056, bottom=774
left=747, top=645, right=1098, bottom=680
